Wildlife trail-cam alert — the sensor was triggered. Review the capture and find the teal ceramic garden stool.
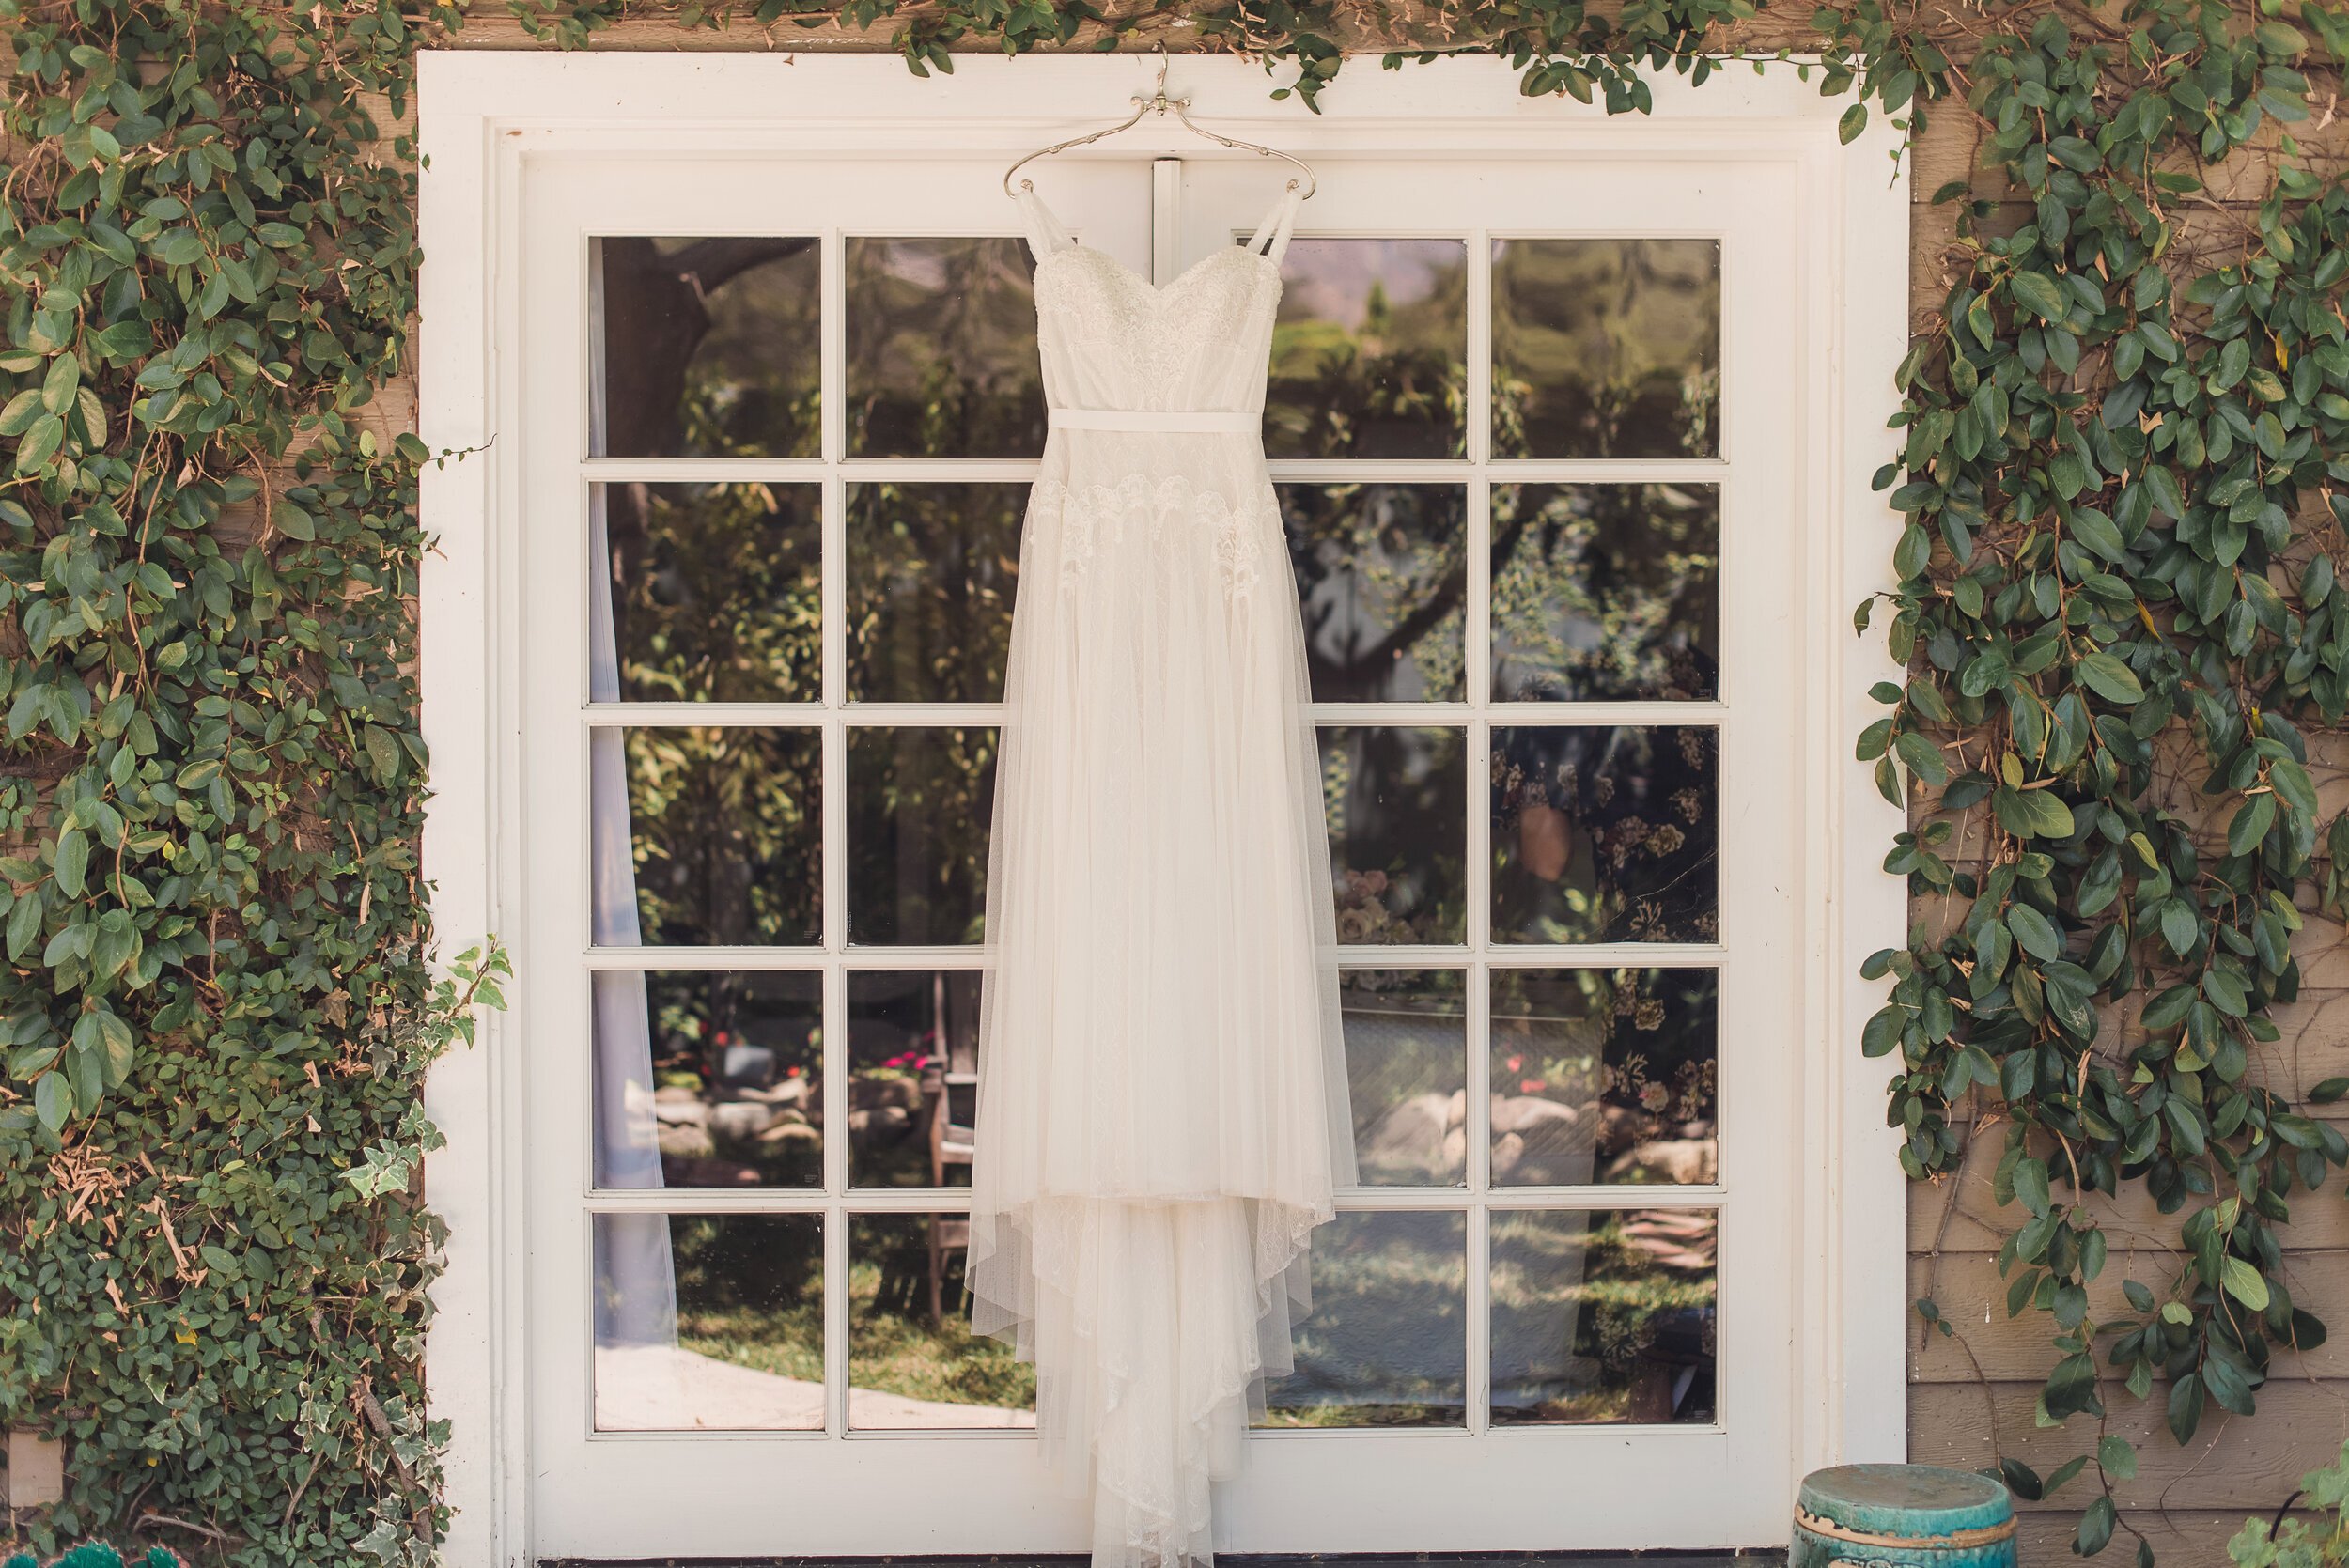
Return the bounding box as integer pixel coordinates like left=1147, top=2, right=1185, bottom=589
left=1792, top=1464, right=2020, bottom=1567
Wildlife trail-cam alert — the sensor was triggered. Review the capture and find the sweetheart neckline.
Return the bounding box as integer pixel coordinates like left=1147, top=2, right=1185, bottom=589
left=1035, top=242, right=1280, bottom=300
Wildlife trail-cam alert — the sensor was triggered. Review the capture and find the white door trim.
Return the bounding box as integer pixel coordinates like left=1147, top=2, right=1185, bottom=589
left=417, top=50, right=1910, bottom=1566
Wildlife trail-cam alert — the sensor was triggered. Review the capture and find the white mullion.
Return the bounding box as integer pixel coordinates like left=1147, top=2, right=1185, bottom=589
left=1263, top=458, right=1475, bottom=484
left=1482, top=700, right=1726, bottom=727
left=582, top=458, right=831, bottom=483
left=1152, top=157, right=1181, bottom=286
left=839, top=704, right=1009, bottom=728
left=823, top=1137, right=849, bottom=1436
left=588, top=1188, right=830, bottom=1213
left=587, top=699, right=1729, bottom=727
left=579, top=945, right=992, bottom=970
left=579, top=458, right=1043, bottom=484
left=1465, top=964, right=1492, bottom=1196
left=1483, top=458, right=1730, bottom=484
left=837, top=1188, right=993, bottom=1213
left=1465, top=225, right=1495, bottom=1443
left=581, top=703, right=1007, bottom=729
left=821, top=225, right=846, bottom=466
left=1479, top=1186, right=1727, bottom=1211
left=578, top=1184, right=1729, bottom=1213
left=1482, top=943, right=1724, bottom=970
left=818, top=220, right=851, bottom=1444
left=1467, top=1203, right=1490, bottom=1436
left=1467, top=224, right=1491, bottom=471
left=1329, top=1188, right=1475, bottom=1212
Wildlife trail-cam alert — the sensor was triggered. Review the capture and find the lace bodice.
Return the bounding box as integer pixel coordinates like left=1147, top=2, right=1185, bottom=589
left=1017, top=183, right=1300, bottom=415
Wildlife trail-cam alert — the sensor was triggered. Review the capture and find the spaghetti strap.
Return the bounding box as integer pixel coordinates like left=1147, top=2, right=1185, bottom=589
left=1244, top=185, right=1305, bottom=263
left=1012, top=183, right=1077, bottom=258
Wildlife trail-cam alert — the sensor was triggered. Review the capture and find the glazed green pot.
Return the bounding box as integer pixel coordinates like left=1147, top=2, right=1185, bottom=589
left=1792, top=1464, right=2020, bottom=1568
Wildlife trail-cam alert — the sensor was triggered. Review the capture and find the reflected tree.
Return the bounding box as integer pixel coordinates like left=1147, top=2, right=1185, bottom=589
left=1490, top=484, right=1719, bottom=703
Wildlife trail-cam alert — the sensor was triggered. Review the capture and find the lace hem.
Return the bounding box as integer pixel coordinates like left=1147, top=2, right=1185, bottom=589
left=1029, top=473, right=1271, bottom=599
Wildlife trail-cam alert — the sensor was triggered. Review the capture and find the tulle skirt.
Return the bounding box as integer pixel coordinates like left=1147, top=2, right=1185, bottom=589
left=968, top=428, right=1353, bottom=1568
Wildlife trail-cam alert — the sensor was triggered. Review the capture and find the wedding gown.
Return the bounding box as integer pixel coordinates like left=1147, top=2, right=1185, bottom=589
left=967, top=179, right=1355, bottom=1568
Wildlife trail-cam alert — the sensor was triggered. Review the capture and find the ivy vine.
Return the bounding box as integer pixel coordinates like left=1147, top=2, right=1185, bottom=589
left=0, top=0, right=2343, bottom=1562
left=1859, top=4, right=2349, bottom=1560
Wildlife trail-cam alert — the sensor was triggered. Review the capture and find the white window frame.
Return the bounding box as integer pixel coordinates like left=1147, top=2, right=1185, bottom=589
left=417, top=50, right=1911, bottom=1566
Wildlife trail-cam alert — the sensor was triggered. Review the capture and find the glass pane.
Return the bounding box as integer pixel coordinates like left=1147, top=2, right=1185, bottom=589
left=1491, top=725, right=1718, bottom=945
left=1490, top=484, right=1719, bottom=704
left=595, top=236, right=819, bottom=459
left=1488, top=969, right=1719, bottom=1188
left=1490, top=1207, right=1718, bottom=1425
left=594, top=1213, right=824, bottom=1431
left=1491, top=239, right=1721, bottom=459
left=595, top=970, right=823, bottom=1190
left=602, top=727, right=821, bottom=947
left=847, top=1213, right=1037, bottom=1429
left=1261, top=1210, right=1466, bottom=1427
left=1341, top=970, right=1468, bottom=1187
left=1267, top=238, right=1468, bottom=459
left=597, top=482, right=821, bottom=705
left=1322, top=726, right=1467, bottom=945
left=847, top=237, right=1045, bottom=458
left=846, top=726, right=997, bottom=945
left=847, top=483, right=1024, bottom=704
left=1281, top=484, right=1467, bottom=703
left=848, top=970, right=983, bottom=1188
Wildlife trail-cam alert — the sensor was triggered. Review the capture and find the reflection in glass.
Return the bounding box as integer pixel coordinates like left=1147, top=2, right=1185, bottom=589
left=595, top=1213, right=824, bottom=1431
left=847, top=727, right=996, bottom=945
left=595, top=236, right=820, bottom=459
left=598, top=482, right=821, bottom=705
left=1488, top=969, right=1718, bottom=1187
left=1492, top=239, right=1721, bottom=459
left=1321, top=727, right=1467, bottom=945
left=1490, top=1208, right=1718, bottom=1425
left=1261, top=1210, right=1466, bottom=1427
left=1491, top=726, right=1717, bottom=945
left=606, top=727, right=821, bottom=947
left=1281, top=485, right=1466, bottom=703
left=595, top=971, right=823, bottom=1190
left=1491, top=484, right=1719, bottom=704
left=847, top=237, right=1045, bottom=458
left=848, top=1214, right=1038, bottom=1429
left=847, top=484, right=1023, bottom=704
left=1268, top=238, right=1468, bottom=459
left=848, top=970, right=983, bottom=1188
left=1340, top=970, right=1468, bottom=1186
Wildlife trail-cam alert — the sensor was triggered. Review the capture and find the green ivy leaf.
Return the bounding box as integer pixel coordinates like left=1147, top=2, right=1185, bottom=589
left=52, top=827, right=87, bottom=900
left=2010, top=270, right=2070, bottom=322
left=2008, top=903, right=2062, bottom=961
left=2076, top=650, right=2143, bottom=704
left=2221, top=1255, right=2272, bottom=1312
left=32, top=1069, right=70, bottom=1131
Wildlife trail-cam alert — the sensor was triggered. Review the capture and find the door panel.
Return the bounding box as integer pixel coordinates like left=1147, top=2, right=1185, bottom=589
left=521, top=147, right=1805, bottom=1558
left=1183, top=157, right=1805, bottom=1549
left=521, top=155, right=1144, bottom=1557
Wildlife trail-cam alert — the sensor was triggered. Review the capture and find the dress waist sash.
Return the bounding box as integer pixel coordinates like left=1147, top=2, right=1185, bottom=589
left=1049, top=407, right=1259, bottom=434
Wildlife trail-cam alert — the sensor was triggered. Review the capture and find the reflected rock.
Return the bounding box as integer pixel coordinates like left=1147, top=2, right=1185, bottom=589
left=1606, top=1137, right=1717, bottom=1187
left=1361, top=1091, right=1453, bottom=1178
left=708, top=1101, right=780, bottom=1141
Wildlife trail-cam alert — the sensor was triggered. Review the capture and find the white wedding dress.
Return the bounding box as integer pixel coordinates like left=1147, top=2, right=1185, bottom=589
left=967, top=180, right=1355, bottom=1568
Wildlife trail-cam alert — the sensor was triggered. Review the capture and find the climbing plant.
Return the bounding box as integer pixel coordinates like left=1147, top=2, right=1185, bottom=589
left=1857, top=5, right=2349, bottom=1560
left=0, top=0, right=2342, bottom=1562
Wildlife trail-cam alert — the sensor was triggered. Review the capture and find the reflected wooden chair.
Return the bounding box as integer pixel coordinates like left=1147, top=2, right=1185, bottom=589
left=918, top=973, right=981, bottom=1327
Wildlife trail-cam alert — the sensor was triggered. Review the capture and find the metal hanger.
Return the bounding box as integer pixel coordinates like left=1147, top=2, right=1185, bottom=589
left=1003, top=47, right=1318, bottom=200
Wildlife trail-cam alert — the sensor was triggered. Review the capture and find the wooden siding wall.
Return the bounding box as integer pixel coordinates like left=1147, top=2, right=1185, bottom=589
left=373, top=17, right=2345, bottom=1561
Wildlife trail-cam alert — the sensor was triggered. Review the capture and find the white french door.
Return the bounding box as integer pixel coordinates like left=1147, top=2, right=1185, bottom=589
left=515, top=138, right=1809, bottom=1560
